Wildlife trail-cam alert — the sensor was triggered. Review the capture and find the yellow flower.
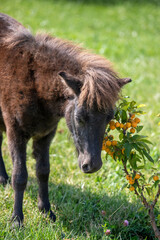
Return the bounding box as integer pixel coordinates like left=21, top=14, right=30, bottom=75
left=131, top=122, right=137, bottom=128
left=131, top=113, right=135, bottom=119
left=109, top=121, right=115, bottom=126
left=126, top=122, right=131, bottom=128
left=120, top=123, right=124, bottom=128
left=122, top=148, right=125, bottom=154
left=153, top=176, right=159, bottom=181
left=129, top=186, right=135, bottom=191
left=102, top=141, right=106, bottom=150
left=130, top=128, right=135, bottom=133
left=123, top=124, right=128, bottom=130
left=109, top=151, right=114, bottom=158
left=134, top=118, right=140, bottom=123
left=106, top=141, right=111, bottom=146
left=126, top=175, right=130, bottom=180
left=102, top=145, right=106, bottom=150
left=138, top=104, right=146, bottom=108
left=135, top=174, right=140, bottom=179
left=105, top=148, right=110, bottom=153
left=110, top=125, right=116, bottom=130
left=115, top=122, right=120, bottom=128
left=111, top=140, right=117, bottom=146
left=129, top=179, right=135, bottom=185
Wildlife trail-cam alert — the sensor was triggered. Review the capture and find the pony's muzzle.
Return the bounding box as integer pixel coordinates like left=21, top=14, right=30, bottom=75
left=80, top=156, right=102, bottom=173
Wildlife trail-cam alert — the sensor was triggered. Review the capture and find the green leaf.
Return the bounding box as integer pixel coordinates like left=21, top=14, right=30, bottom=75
left=124, top=142, right=133, bottom=157
left=134, top=110, right=146, bottom=115
left=137, top=141, right=150, bottom=153
left=133, top=143, right=146, bottom=162
left=146, top=187, right=151, bottom=196
left=121, top=183, right=128, bottom=191
left=132, top=142, right=143, bottom=151
left=130, top=101, right=137, bottom=108
left=153, top=180, right=160, bottom=188
left=115, top=109, right=120, bottom=121
left=142, top=149, right=154, bottom=163
left=141, top=139, right=153, bottom=145
left=119, top=133, right=123, bottom=141
left=121, top=102, right=130, bottom=111
left=129, top=155, right=138, bottom=169
left=105, top=154, right=108, bottom=160
left=121, top=110, right=127, bottom=122
left=131, top=135, right=147, bottom=141
left=149, top=175, right=154, bottom=182
left=151, top=167, right=158, bottom=170
left=136, top=126, right=143, bottom=133
left=137, top=165, right=145, bottom=170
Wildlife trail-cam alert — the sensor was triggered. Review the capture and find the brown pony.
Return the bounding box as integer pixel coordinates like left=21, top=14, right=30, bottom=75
left=0, top=13, right=131, bottom=226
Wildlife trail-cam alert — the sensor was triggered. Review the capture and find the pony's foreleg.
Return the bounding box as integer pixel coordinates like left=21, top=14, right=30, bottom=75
left=0, top=132, right=9, bottom=185
left=6, top=126, right=28, bottom=227
left=32, top=129, right=57, bottom=222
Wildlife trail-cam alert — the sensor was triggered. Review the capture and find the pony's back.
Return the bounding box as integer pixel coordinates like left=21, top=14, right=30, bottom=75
left=0, top=13, right=24, bottom=37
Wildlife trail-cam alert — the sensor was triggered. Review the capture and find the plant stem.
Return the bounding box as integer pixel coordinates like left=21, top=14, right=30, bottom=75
left=121, top=159, right=160, bottom=238
left=152, top=185, right=160, bottom=208
left=149, top=206, right=160, bottom=239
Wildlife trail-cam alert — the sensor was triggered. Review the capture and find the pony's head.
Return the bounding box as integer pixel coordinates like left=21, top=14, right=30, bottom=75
left=59, top=69, right=131, bottom=173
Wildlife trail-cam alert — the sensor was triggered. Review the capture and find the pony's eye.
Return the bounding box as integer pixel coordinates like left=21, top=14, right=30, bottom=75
left=75, top=115, right=85, bottom=125
left=79, top=118, right=85, bottom=125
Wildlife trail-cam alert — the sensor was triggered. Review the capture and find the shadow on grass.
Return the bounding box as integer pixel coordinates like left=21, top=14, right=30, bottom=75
left=38, top=0, right=160, bottom=6
left=26, top=176, right=155, bottom=240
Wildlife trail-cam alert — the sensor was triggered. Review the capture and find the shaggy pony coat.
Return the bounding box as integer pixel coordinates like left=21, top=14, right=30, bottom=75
left=0, top=13, right=131, bottom=226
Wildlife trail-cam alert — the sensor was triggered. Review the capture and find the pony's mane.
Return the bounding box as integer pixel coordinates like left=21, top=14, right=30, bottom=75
left=1, top=28, right=121, bottom=110
left=78, top=59, right=121, bottom=110
left=35, top=34, right=121, bottom=110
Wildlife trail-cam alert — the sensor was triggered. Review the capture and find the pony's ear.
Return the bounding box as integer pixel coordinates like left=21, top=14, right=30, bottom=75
left=59, top=71, right=83, bottom=96
left=118, top=78, right=132, bottom=88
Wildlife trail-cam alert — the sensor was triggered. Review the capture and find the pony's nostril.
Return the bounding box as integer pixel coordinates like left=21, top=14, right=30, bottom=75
left=82, top=163, right=90, bottom=173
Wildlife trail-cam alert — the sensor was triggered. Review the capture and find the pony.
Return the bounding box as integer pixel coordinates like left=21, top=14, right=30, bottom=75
left=0, top=13, right=131, bottom=226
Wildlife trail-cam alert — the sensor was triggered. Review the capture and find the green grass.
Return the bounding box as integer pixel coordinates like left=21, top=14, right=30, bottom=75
left=0, top=0, right=160, bottom=239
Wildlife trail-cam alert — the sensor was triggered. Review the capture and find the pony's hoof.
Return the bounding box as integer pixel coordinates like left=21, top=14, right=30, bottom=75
left=11, top=215, right=23, bottom=229
left=11, top=220, right=22, bottom=229
left=44, top=210, right=56, bottom=222
left=49, top=210, right=56, bottom=222
left=0, top=175, right=9, bottom=185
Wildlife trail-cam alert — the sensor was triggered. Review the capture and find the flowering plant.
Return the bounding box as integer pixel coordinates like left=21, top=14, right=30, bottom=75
left=102, top=97, right=160, bottom=239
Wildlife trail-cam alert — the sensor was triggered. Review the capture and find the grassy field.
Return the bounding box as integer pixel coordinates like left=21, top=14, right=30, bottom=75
left=0, top=0, right=160, bottom=239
